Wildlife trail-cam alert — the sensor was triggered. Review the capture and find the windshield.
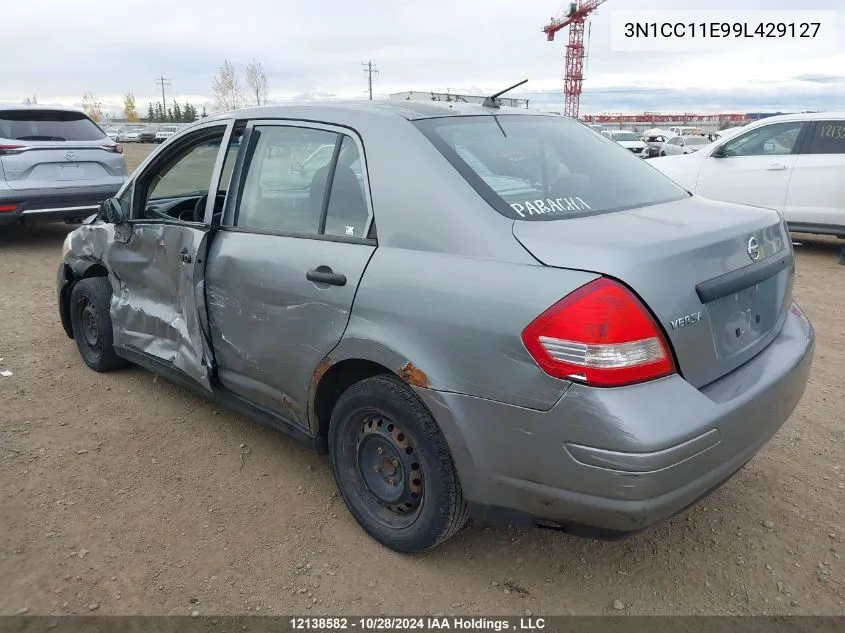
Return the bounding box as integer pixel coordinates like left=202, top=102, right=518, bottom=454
left=611, top=131, right=640, bottom=142
left=414, top=115, right=687, bottom=221
left=0, top=109, right=105, bottom=141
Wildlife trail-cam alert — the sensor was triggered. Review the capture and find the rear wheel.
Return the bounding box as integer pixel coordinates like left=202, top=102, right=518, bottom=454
left=69, top=277, right=128, bottom=372
left=328, top=375, right=468, bottom=553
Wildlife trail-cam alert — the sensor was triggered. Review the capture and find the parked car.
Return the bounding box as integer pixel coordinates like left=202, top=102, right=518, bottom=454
left=658, top=134, right=714, bottom=156
left=137, top=128, right=157, bottom=143
left=649, top=111, right=845, bottom=237
left=155, top=124, right=179, bottom=144
left=117, top=126, right=143, bottom=143
left=641, top=128, right=671, bottom=158
left=601, top=129, right=648, bottom=157
left=0, top=105, right=127, bottom=226
left=669, top=126, right=705, bottom=137
left=57, top=102, right=814, bottom=553
left=104, top=128, right=122, bottom=141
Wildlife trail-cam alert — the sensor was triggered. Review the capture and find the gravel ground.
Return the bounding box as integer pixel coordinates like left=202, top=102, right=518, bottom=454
left=1, top=144, right=843, bottom=616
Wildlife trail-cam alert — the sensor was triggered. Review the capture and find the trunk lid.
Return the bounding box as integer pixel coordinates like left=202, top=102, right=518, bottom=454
left=512, top=195, right=794, bottom=388
left=0, top=141, right=125, bottom=191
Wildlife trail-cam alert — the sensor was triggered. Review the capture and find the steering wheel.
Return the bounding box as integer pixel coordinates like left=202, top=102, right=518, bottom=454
left=192, top=193, right=208, bottom=223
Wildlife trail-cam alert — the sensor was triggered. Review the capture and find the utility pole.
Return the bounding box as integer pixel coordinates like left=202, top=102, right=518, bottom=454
left=362, top=61, right=379, bottom=100
left=155, top=76, right=171, bottom=120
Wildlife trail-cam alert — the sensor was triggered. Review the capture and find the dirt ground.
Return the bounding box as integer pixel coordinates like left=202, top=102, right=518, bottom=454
left=1, top=143, right=843, bottom=616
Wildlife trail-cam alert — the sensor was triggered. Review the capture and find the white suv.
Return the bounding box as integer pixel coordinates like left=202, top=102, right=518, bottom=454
left=155, top=124, right=179, bottom=144
left=649, top=112, right=845, bottom=238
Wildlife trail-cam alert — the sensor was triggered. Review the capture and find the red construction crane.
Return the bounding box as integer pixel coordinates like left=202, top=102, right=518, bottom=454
left=543, top=0, right=608, bottom=118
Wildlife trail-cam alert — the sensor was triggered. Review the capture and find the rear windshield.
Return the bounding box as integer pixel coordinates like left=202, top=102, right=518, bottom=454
left=414, top=115, right=688, bottom=221
left=0, top=109, right=106, bottom=141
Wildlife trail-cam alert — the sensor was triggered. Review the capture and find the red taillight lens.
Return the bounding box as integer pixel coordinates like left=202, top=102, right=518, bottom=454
left=0, top=144, right=24, bottom=155
left=521, top=277, right=676, bottom=388
left=0, top=203, right=18, bottom=213
left=103, top=144, right=123, bottom=154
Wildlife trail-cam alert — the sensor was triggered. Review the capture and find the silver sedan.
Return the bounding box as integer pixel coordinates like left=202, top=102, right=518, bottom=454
left=57, top=101, right=815, bottom=553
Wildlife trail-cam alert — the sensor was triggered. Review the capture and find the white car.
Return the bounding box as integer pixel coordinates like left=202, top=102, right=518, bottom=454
left=669, top=126, right=705, bottom=137
left=104, top=128, right=121, bottom=141
left=648, top=112, right=845, bottom=237
left=658, top=135, right=714, bottom=156
left=601, top=130, right=648, bottom=157
left=117, top=127, right=143, bottom=143
left=155, top=124, right=179, bottom=143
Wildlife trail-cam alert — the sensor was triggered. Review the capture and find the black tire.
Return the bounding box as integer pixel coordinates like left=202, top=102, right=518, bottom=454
left=69, top=277, right=128, bottom=372
left=328, top=374, right=469, bottom=553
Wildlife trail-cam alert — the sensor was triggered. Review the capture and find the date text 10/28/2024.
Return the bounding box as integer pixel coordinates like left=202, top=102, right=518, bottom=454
left=290, top=617, right=547, bottom=631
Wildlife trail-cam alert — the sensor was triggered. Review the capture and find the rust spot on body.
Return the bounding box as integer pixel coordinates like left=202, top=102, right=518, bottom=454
left=311, top=356, right=333, bottom=393
left=309, top=356, right=334, bottom=431
left=398, top=362, right=431, bottom=388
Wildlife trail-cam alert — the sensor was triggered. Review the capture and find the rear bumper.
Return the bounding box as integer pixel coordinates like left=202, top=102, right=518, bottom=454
left=416, top=304, right=815, bottom=536
left=0, top=184, right=120, bottom=225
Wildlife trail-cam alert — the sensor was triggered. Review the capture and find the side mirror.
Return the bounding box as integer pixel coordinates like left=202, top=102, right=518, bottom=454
left=99, top=197, right=127, bottom=224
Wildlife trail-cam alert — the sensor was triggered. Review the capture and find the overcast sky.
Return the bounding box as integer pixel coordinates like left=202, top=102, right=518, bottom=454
left=3, top=0, right=843, bottom=114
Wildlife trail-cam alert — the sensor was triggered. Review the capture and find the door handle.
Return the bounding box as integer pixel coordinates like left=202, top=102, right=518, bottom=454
left=306, top=266, right=346, bottom=286
left=766, top=163, right=787, bottom=170
left=180, top=248, right=192, bottom=263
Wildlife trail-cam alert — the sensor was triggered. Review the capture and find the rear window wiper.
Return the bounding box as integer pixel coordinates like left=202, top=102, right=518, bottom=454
left=15, top=135, right=66, bottom=141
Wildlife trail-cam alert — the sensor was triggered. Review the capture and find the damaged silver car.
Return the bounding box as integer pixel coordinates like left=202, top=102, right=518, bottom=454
left=58, top=102, right=815, bottom=553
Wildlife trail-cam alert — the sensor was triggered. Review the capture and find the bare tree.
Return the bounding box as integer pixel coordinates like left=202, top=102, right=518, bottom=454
left=81, top=91, right=103, bottom=122
left=245, top=58, right=269, bottom=106
left=211, top=59, right=243, bottom=112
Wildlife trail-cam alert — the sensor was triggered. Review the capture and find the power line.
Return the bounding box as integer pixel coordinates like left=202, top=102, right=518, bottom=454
left=362, top=61, right=379, bottom=100
left=155, top=76, right=172, bottom=112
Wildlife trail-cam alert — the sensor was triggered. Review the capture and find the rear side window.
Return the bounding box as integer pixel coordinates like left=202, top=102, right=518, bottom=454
left=0, top=109, right=106, bottom=141
left=804, top=121, right=845, bottom=154
left=234, top=125, right=371, bottom=239
left=414, top=115, right=688, bottom=221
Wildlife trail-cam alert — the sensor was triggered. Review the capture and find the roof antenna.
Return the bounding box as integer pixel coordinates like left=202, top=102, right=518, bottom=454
left=482, top=79, right=528, bottom=109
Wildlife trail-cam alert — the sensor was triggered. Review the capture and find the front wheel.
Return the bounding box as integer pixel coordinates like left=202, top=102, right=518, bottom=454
left=328, top=375, right=469, bottom=553
left=69, top=277, right=128, bottom=372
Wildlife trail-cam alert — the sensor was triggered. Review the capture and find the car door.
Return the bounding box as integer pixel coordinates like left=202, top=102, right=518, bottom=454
left=106, top=120, right=236, bottom=393
left=205, top=120, right=376, bottom=430
left=662, top=137, right=683, bottom=155
left=782, top=119, right=845, bottom=232
left=694, top=120, right=809, bottom=212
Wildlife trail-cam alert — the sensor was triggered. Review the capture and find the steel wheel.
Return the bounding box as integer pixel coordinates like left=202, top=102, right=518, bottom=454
left=356, top=414, right=424, bottom=525
left=79, top=298, right=103, bottom=357
left=328, top=375, right=468, bottom=553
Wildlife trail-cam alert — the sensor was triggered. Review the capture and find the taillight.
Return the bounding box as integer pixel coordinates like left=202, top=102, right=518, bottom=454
left=103, top=144, right=123, bottom=154
left=521, top=277, right=676, bottom=388
left=0, top=203, right=18, bottom=213
left=0, top=144, right=24, bottom=155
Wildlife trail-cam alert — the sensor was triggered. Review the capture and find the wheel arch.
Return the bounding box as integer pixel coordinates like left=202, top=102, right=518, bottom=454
left=59, top=258, right=111, bottom=339
left=308, top=338, right=477, bottom=498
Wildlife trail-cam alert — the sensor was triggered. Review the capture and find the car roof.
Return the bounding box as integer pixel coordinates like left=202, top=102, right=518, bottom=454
left=0, top=104, right=87, bottom=115
left=201, top=100, right=554, bottom=124
left=743, top=111, right=845, bottom=124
